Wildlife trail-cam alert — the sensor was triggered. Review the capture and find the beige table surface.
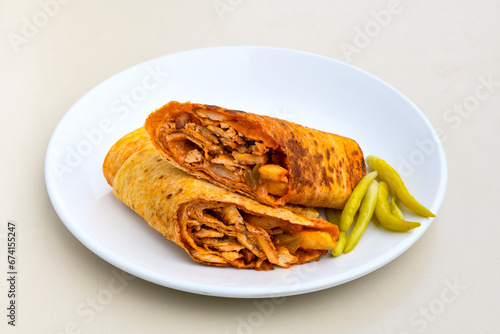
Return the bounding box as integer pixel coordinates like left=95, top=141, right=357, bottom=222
left=1, top=1, right=499, bottom=333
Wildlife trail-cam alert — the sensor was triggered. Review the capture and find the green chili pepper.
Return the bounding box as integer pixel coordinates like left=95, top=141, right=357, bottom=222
left=331, top=231, right=347, bottom=257
left=390, top=196, right=404, bottom=220
left=339, top=171, right=378, bottom=232
left=244, top=170, right=256, bottom=189
left=285, top=236, right=302, bottom=254
left=325, top=208, right=341, bottom=226
left=375, top=182, right=420, bottom=232
left=365, top=155, right=435, bottom=218
left=344, top=180, right=378, bottom=253
left=243, top=164, right=262, bottom=189
left=252, top=164, right=262, bottom=185
left=275, top=233, right=302, bottom=255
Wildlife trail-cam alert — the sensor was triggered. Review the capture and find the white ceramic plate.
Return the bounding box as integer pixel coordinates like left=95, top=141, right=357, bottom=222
left=45, top=46, right=447, bottom=298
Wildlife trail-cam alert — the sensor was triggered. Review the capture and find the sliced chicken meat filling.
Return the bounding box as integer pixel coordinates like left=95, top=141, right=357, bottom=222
left=165, top=112, right=290, bottom=197
left=187, top=204, right=312, bottom=269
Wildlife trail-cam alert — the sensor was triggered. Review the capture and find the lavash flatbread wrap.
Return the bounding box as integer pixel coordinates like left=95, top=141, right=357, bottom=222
left=145, top=101, right=366, bottom=209
left=103, top=128, right=339, bottom=270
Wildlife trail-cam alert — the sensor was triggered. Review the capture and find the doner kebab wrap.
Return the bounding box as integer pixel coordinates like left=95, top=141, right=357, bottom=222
left=145, top=101, right=366, bottom=209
